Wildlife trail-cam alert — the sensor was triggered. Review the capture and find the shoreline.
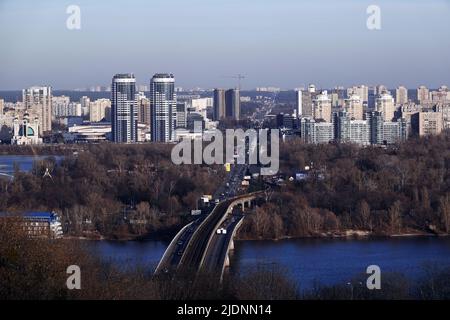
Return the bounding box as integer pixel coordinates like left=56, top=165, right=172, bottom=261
left=63, top=230, right=449, bottom=242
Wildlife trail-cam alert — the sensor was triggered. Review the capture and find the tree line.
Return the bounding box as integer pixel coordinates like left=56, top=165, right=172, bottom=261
left=0, top=143, right=224, bottom=239
left=239, top=132, right=450, bottom=239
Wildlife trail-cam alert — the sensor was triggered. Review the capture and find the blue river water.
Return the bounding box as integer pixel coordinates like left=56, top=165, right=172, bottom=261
left=0, top=155, right=64, bottom=176
left=86, top=237, right=450, bottom=290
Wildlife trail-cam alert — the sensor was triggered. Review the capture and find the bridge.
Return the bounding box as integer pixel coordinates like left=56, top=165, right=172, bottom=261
left=154, top=191, right=263, bottom=280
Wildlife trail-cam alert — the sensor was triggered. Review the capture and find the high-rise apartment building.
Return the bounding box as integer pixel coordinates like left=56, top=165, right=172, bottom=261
left=347, top=85, right=369, bottom=103
left=150, top=73, right=177, bottom=142
left=308, top=84, right=316, bottom=93
left=376, top=92, right=396, bottom=121
left=80, top=96, right=91, bottom=117
left=0, top=98, right=4, bottom=116
left=213, top=89, right=226, bottom=121
left=301, top=91, right=313, bottom=117
left=225, top=89, right=240, bottom=121
left=300, top=117, right=334, bottom=144
left=367, top=111, right=407, bottom=145
left=417, top=86, right=429, bottom=104
left=334, top=111, right=370, bottom=146
left=411, top=112, right=443, bottom=136
left=54, top=102, right=81, bottom=118
left=296, top=90, right=302, bottom=118
left=135, top=92, right=150, bottom=124
left=89, top=99, right=111, bottom=122
left=396, top=86, right=408, bottom=105
left=111, top=73, right=137, bottom=143
left=376, top=85, right=388, bottom=95
left=176, top=102, right=187, bottom=128
left=22, top=86, right=52, bottom=135
left=313, top=90, right=332, bottom=122
left=344, top=95, right=364, bottom=120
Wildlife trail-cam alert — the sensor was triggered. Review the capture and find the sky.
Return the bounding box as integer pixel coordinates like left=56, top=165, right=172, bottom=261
left=0, top=0, right=449, bottom=90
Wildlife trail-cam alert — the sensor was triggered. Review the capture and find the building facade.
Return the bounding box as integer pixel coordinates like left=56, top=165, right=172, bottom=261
left=396, top=86, right=408, bottom=105
left=225, top=89, right=240, bottom=121
left=417, top=86, right=429, bottom=104
left=0, top=211, right=63, bottom=239
left=176, top=102, right=187, bottom=128
left=11, top=114, right=43, bottom=145
left=296, top=90, right=302, bottom=117
left=367, top=111, right=407, bottom=145
left=411, top=112, right=443, bottom=136
left=111, top=74, right=138, bottom=143
left=213, top=89, right=226, bottom=121
left=376, top=92, right=396, bottom=121
left=347, top=85, right=369, bottom=103
left=89, top=98, right=111, bottom=122
left=313, top=91, right=332, bottom=122
left=150, top=73, right=177, bottom=142
left=344, top=95, right=364, bottom=120
left=334, top=112, right=370, bottom=145
left=300, top=117, right=334, bottom=144
left=22, top=86, right=52, bottom=135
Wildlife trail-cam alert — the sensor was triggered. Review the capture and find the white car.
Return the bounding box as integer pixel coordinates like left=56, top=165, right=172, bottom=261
left=216, top=228, right=227, bottom=235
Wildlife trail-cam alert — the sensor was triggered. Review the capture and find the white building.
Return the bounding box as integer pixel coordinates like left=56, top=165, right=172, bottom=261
left=296, top=90, right=302, bottom=118
left=376, top=92, right=396, bottom=121
left=0, top=98, right=4, bottom=116
left=347, top=85, right=369, bottom=102
left=89, top=98, right=111, bottom=122
left=396, top=86, right=408, bottom=105
left=11, top=114, right=43, bottom=145
left=23, top=86, right=52, bottom=134
left=344, top=95, right=364, bottom=120
left=301, top=118, right=334, bottom=144
left=313, top=91, right=332, bottom=122
left=417, top=85, right=430, bottom=104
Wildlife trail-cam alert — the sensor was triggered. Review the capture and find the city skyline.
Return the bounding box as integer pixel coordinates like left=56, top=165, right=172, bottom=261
left=1, top=0, right=450, bottom=90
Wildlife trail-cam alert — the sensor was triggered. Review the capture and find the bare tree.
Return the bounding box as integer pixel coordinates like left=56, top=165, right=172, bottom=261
left=439, top=194, right=450, bottom=233
left=388, top=201, right=402, bottom=234
left=357, top=200, right=372, bottom=231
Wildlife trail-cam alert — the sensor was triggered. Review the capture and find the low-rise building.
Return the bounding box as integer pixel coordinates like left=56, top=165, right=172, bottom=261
left=0, top=211, right=63, bottom=239
left=11, top=114, right=43, bottom=145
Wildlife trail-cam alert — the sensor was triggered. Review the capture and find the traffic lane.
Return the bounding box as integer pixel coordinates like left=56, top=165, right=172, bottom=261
left=202, top=213, right=244, bottom=272
left=170, top=218, right=204, bottom=266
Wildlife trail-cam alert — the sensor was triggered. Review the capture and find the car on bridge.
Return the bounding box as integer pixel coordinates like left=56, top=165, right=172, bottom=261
left=216, top=228, right=227, bottom=235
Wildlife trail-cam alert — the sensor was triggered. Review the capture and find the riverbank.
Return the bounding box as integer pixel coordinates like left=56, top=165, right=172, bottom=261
left=235, top=227, right=450, bottom=242
left=62, top=228, right=449, bottom=242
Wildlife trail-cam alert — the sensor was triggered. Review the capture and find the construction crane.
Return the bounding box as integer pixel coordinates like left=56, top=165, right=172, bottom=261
left=221, top=74, right=246, bottom=90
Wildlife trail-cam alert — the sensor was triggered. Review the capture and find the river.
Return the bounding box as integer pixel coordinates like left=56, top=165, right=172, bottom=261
left=0, top=155, right=64, bottom=176
left=86, top=236, right=450, bottom=291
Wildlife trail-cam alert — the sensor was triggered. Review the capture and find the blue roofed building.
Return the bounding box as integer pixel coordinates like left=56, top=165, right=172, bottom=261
left=0, top=211, right=63, bottom=239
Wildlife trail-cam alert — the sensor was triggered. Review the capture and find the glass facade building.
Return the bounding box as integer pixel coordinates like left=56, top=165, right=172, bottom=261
left=111, top=74, right=137, bottom=143
left=150, top=73, right=176, bottom=142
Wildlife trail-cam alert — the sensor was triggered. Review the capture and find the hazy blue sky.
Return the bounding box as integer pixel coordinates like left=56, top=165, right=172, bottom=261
left=0, top=0, right=449, bottom=90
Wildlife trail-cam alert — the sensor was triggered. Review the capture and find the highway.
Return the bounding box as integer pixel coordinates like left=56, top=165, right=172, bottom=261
left=155, top=162, right=246, bottom=274
left=155, top=95, right=274, bottom=275
left=201, top=212, right=243, bottom=274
